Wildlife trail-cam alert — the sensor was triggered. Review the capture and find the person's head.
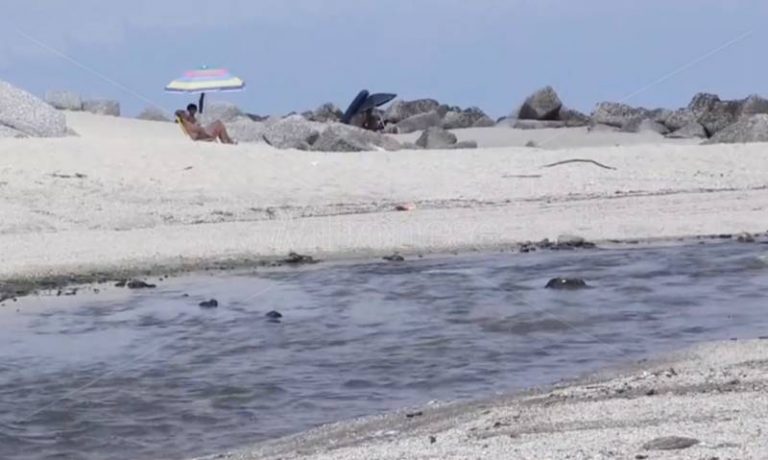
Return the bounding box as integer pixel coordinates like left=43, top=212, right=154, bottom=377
left=186, top=103, right=198, bottom=116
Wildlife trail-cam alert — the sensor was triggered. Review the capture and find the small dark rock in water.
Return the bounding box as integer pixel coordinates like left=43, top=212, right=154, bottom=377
left=545, top=278, right=589, bottom=290
left=383, top=253, right=405, bottom=262
left=642, top=436, right=700, bottom=451
left=115, top=280, right=127, bottom=288
left=266, top=310, right=283, bottom=319
left=199, top=299, right=219, bottom=309
left=406, top=411, right=424, bottom=419
left=429, top=435, right=437, bottom=444
left=737, top=233, right=756, bottom=243
left=283, top=252, right=317, bottom=265
left=127, top=280, right=156, bottom=289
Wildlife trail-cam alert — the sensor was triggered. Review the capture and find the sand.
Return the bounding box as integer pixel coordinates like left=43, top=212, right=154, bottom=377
left=216, top=339, right=768, bottom=460
left=1, top=112, right=766, bottom=282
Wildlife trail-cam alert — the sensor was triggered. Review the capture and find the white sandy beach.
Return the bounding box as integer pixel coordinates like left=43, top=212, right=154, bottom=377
left=0, top=112, right=766, bottom=281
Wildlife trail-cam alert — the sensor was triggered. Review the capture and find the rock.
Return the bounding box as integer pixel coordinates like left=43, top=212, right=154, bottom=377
left=740, top=94, right=768, bottom=117
left=282, top=252, right=317, bottom=265
left=384, top=99, right=441, bottom=123
left=513, top=120, right=567, bottom=130
left=0, top=80, right=68, bottom=137
left=308, top=103, right=343, bottom=123
left=441, top=107, right=494, bottom=129
left=621, top=118, right=669, bottom=135
left=518, top=86, right=563, bottom=121
left=704, top=114, right=768, bottom=144
left=45, top=90, right=82, bottom=111
left=450, top=140, right=478, bottom=149
left=649, top=108, right=673, bottom=124
left=591, top=102, right=649, bottom=128
left=383, top=253, right=405, bottom=262
left=642, top=436, right=699, bottom=451
left=312, top=123, right=401, bottom=152
left=697, top=99, right=741, bottom=136
left=554, top=234, right=596, bottom=249
left=126, top=280, right=156, bottom=289
left=263, top=115, right=321, bottom=149
left=265, top=310, right=283, bottom=319
left=83, top=99, right=120, bottom=117
left=245, top=113, right=268, bottom=122
left=560, top=108, right=591, bottom=127
left=198, top=101, right=242, bottom=124
left=0, top=125, right=26, bottom=138
left=396, top=111, right=443, bottom=134
left=415, top=127, right=458, bottom=149
left=226, top=118, right=267, bottom=143
left=136, top=106, right=171, bottom=122
left=199, top=299, right=219, bottom=309
left=545, top=278, right=589, bottom=290
left=666, top=121, right=707, bottom=139
left=663, top=109, right=698, bottom=131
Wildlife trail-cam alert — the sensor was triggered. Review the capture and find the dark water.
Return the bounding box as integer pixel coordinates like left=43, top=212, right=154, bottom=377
left=1, top=242, right=768, bottom=460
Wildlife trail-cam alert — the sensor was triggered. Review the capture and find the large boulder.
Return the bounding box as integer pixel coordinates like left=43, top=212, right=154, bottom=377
left=225, top=118, right=267, bottom=143
left=262, top=115, right=321, bottom=149
left=83, top=99, right=120, bottom=116
left=307, top=103, right=343, bottom=123
left=415, top=127, right=458, bottom=149
left=704, top=114, right=768, bottom=144
left=697, top=100, right=741, bottom=136
left=518, top=86, right=563, bottom=121
left=312, top=124, right=401, bottom=152
left=688, top=93, right=721, bottom=117
left=384, top=99, right=440, bottom=123
left=591, top=102, right=649, bottom=128
left=198, top=101, right=242, bottom=124
left=45, top=90, right=82, bottom=111
left=441, top=107, right=494, bottom=129
left=560, top=108, right=591, bottom=127
left=663, top=109, right=697, bottom=132
left=739, top=94, right=768, bottom=117
left=137, top=106, right=171, bottom=122
left=666, top=121, right=707, bottom=139
left=0, top=80, right=67, bottom=137
left=396, top=111, right=443, bottom=134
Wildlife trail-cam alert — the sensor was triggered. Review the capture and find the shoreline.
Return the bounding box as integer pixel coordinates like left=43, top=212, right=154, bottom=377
left=203, top=338, right=768, bottom=460
left=1, top=231, right=765, bottom=304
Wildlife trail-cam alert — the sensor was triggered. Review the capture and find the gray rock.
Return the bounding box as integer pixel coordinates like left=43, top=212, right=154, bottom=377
left=642, top=436, right=699, bottom=451
left=740, top=94, right=768, bottom=117
left=308, top=103, right=343, bottom=123
left=663, top=109, right=698, bottom=131
left=312, top=124, right=401, bottom=152
left=0, top=124, right=27, bottom=138
left=513, top=120, right=567, bottom=130
left=450, top=140, right=478, bottom=149
left=697, top=99, right=741, bottom=136
left=0, top=79, right=67, bottom=137
left=82, top=99, right=120, bottom=117
left=136, top=106, right=171, bottom=122
left=518, top=86, right=563, bottom=120
left=227, top=118, right=267, bottom=143
left=245, top=113, right=268, bottom=122
left=396, top=111, right=443, bottom=134
left=621, top=117, right=669, bottom=135
left=666, top=121, right=707, bottom=139
left=45, top=90, right=82, bottom=111
left=560, top=108, right=591, bottom=127
left=649, top=108, right=673, bottom=124
left=263, top=115, right=321, bottom=149
left=198, top=101, right=241, bottom=124
left=384, top=99, right=440, bottom=123
left=688, top=92, right=722, bottom=117
left=591, top=102, right=649, bottom=128
left=415, top=127, right=458, bottom=149
left=704, top=114, right=768, bottom=144
left=441, top=107, right=494, bottom=129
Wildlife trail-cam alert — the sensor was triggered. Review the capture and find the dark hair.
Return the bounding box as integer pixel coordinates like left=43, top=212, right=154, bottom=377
left=186, top=103, right=198, bottom=112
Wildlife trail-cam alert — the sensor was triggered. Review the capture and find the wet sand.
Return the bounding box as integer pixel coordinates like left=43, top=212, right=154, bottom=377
left=212, top=339, right=768, bottom=460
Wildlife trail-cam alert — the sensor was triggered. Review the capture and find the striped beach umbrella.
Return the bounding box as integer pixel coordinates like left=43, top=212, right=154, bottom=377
left=165, top=66, right=245, bottom=113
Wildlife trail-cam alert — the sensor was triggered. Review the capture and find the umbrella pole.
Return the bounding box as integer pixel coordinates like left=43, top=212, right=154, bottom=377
left=199, top=93, right=205, bottom=114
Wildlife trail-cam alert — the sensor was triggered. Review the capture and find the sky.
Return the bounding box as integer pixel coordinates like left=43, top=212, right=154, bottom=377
left=0, top=0, right=766, bottom=118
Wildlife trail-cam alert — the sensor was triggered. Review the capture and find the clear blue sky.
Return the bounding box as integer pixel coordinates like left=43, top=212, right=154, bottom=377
left=0, top=1, right=765, bottom=117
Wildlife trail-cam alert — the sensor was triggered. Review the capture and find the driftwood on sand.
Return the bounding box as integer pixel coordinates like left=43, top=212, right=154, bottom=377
left=541, top=159, right=617, bottom=170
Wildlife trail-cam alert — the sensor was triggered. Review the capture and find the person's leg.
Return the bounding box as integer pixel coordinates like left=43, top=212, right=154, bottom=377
left=206, top=121, right=235, bottom=144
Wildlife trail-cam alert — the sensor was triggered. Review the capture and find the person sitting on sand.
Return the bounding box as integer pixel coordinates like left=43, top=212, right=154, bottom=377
left=175, top=103, right=236, bottom=144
